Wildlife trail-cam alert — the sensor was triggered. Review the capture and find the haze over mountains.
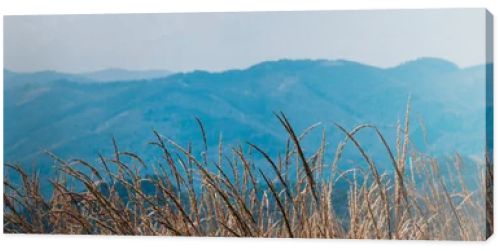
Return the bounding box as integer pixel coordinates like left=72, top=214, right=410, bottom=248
left=4, top=58, right=491, bottom=180
left=4, top=68, right=172, bottom=87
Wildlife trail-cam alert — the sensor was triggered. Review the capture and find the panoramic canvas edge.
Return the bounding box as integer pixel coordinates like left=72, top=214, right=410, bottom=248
left=485, top=9, right=494, bottom=240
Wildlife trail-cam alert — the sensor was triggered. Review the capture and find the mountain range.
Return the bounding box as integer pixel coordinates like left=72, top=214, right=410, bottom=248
left=3, top=58, right=491, bottom=183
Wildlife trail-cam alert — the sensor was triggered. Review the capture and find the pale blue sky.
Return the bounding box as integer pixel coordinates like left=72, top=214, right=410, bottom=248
left=4, top=9, right=489, bottom=73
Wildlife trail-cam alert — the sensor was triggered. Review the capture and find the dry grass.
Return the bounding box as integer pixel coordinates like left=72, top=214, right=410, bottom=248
left=3, top=104, right=493, bottom=240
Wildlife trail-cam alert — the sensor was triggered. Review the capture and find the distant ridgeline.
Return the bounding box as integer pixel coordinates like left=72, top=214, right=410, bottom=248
left=4, top=58, right=491, bottom=190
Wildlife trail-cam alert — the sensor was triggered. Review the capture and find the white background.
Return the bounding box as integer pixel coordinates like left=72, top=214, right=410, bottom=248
left=0, top=0, right=498, bottom=250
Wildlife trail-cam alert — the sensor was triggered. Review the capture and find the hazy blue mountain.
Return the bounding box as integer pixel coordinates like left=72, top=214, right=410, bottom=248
left=3, top=68, right=172, bottom=88
left=4, top=69, right=93, bottom=89
left=3, top=58, right=490, bottom=186
left=79, top=68, right=172, bottom=82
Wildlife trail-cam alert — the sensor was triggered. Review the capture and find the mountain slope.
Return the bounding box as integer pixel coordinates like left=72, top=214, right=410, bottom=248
left=4, top=59, right=490, bottom=180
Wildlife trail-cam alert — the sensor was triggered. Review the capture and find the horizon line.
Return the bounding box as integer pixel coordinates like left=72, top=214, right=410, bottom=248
left=4, top=56, right=489, bottom=76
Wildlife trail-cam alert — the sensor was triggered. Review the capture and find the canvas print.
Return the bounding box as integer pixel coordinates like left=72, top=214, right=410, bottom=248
left=3, top=9, right=493, bottom=240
